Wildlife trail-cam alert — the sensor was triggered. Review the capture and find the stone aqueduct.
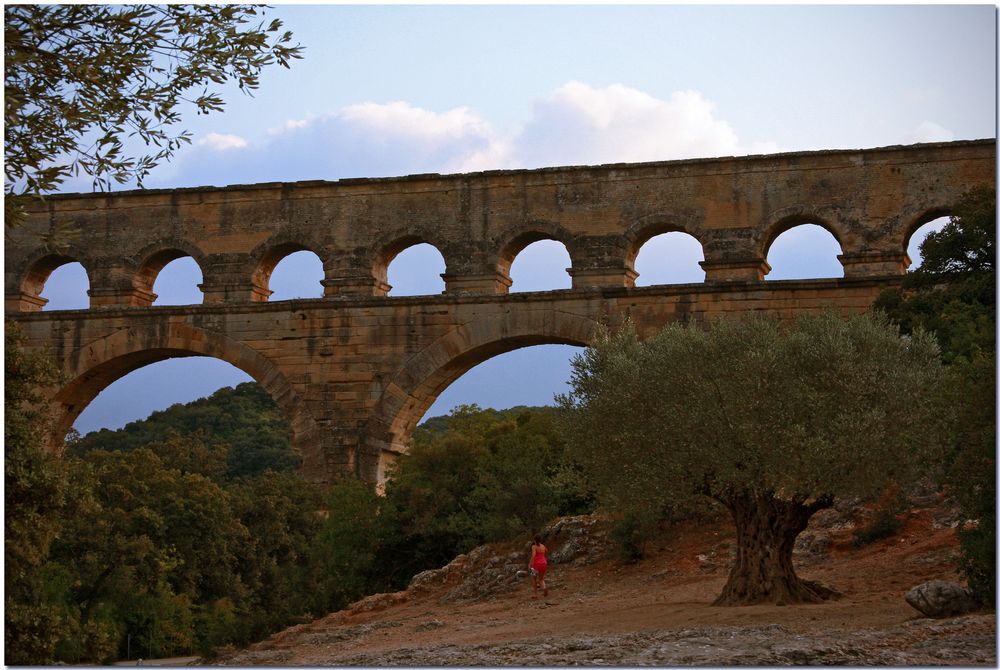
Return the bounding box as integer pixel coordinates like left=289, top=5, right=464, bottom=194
left=6, top=139, right=995, bottom=484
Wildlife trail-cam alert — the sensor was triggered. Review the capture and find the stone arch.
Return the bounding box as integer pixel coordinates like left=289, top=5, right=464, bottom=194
left=624, top=214, right=706, bottom=270
left=249, top=234, right=327, bottom=301
left=624, top=214, right=707, bottom=285
left=130, top=238, right=208, bottom=305
left=760, top=208, right=848, bottom=260
left=46, top=322, right=325, bottom=479
left=369, top=309, right=599, bottom=481
left=14, top=248, right=92, bottom=311
left=370, top=230, right=451, bottom=297
left=900, top=206, right=953, bottom=258
left=493, top=221, right=579, bottom=280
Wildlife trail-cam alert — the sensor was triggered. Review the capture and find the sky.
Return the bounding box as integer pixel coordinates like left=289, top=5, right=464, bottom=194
left=33, top=4, right=997, bottom=436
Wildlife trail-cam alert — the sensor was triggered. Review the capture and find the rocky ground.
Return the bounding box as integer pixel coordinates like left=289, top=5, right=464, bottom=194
left=214, top=498, right=996, bottom=666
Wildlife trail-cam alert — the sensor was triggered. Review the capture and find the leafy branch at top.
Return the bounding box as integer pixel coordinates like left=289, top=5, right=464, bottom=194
left=4, top=4, right=302, bottom=224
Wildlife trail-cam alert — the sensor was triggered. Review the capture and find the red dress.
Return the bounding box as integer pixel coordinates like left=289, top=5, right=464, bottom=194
left=531, top=545, right=548, bottom=577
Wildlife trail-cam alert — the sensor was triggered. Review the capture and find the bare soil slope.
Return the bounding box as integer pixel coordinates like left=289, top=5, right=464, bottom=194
left=215, top=506, right=995, bottom=666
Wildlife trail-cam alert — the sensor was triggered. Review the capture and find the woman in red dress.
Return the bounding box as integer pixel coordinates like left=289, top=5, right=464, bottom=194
left=529, top=534, right=548, bottom=599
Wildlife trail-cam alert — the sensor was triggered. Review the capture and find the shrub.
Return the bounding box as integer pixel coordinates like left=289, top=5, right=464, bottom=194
left=852, top=508, right=903, bottom=547
left=958, top=521, right=996, bottom=606
left=609, top=512, right=653, bottom=562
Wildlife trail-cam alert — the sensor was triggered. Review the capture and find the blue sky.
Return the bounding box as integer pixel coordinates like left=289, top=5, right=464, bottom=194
left=36, top=4, right=997, bottom=436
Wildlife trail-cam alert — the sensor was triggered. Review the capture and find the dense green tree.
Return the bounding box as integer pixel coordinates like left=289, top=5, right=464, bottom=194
left=876, top=184, right=995, bottom=364
left=375, top=404, right=593, bottom=588
left=5, top=4, right=302, bottom=228
left=309, top=480, right=383, bottom=612
left=941, top=353, right=996, bottom=604
left=225, top=471, right=326, bottom=642
left=377, top=412, right=487, bottom=583
left=47, top=445, right=248, bottom=661
left=12, top=367, right=588, bottom=661
left=4, top=326, right=76, bottom=664
left=876, top=184, right=996, bottom=604
left=70, top=382, right=298, bottom=480
left=560, top=313, right=944, bottom=605
left=37, top=447, right=331, bottom=662
left=465, top=413, right=566, bottom=540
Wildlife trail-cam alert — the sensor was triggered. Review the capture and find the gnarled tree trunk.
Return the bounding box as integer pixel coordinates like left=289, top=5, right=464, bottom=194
left=712, top=490, right=839, bottom=606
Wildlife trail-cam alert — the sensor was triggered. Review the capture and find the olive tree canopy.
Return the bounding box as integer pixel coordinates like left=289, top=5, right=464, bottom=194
left=4, top=4, right=301, bottom=224
left=560, top=312, right=944, bottom=605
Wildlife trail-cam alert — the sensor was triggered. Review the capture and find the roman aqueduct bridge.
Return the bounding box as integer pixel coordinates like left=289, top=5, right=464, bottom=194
left=6, top=139, right=995, bottom=484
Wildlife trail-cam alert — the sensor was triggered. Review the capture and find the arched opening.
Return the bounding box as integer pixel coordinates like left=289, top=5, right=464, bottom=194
left=378, top=341, right=584, bottom=486
left=385, top=242, right=446, bottom=296
left=371, top=310, right=599, bottom=484
left=906, top=216, right=950, bottom=271
left=46, top=323, right=325, bottom=480
left=632, top=231, right=705, bottom=286
left=132, top=248, right=205, bottom=306
left=268, top=250, right=325, bottom=301
left=765, top=223, right=844, bottom=280
left=151, top=257, right=204, bottom=305
left=422, top=344, right=580, bottom=420
left=18, top=254, right=89, bottom=311
left=71, top=357, right=253, bottom=435
left=39, top=261, right=90, bottom=311
left=508, top=240, right=572, bottom=292
left=69, top=358, right=301, bottom=479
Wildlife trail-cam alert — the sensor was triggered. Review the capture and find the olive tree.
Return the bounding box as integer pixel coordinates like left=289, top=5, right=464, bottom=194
left=560, top=312, right=943, bottom=606
left=5, top=4, right=301, bottom=226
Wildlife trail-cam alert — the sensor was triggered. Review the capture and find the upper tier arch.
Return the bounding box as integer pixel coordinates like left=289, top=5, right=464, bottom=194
left=493, top=221, right=579, bottom=292
left=131, top=238, right=208, bottom=306
left=624, top=212, right=706, bottom=267
left=900, top=206, right=954, bottom=256
left=371, top=232, right=452, bottom=297
left=759, top=207, right=848, bottom=260
left=249, top=234, right=327, bottom=301
left=12, top=248, right=92, bottom=311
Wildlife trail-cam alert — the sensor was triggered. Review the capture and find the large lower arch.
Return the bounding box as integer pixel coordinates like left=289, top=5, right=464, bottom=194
left=46, top=322, right=324, bottom=479
left=369, top=310, right=599, bottom=483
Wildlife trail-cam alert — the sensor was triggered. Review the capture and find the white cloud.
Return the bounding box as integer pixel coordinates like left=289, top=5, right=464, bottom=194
left=164, top=82, right=778, bottom=188
left=198, top=133, right=249, bottom=151
left=339, top=101, right=494, bottom=143
left=267, top=117, right=312, bottom=135
left=509, top=82, right=753, bottom=168
left=905, top=121, right=955, bottom=144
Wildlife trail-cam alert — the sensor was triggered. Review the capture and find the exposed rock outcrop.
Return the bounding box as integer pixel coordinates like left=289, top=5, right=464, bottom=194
left=405, top=515, right=615, bottom=604
left=905, top=580, right=978, bottom=618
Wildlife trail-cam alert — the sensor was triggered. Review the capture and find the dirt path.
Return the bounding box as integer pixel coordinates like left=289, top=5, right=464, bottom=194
left=113, top=656, right=201, bottom=666
left=215, top=509, right=996, bottom=666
